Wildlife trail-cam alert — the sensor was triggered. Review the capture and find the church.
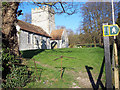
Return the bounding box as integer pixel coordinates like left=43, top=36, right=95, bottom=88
left=16, top=6, right=69, bottom=50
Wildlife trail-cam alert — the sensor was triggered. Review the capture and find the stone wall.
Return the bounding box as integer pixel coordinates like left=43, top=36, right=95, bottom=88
left=31, top=6, right=55, bottom=35
left=19, top=29, right=51, bottom=51
left=61, top=29, right=69, bottom=48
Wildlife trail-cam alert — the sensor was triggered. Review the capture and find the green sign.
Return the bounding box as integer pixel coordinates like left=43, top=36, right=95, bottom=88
left=103, top=24, right=120, bottom=36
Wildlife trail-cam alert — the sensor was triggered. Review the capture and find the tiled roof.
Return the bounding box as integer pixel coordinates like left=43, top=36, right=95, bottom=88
left=17, top=20, right=51, bottom=38
left=50, top=29, right=64, bottom=40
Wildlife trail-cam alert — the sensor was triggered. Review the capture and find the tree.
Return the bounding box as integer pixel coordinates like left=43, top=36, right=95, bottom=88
left=2, top=1, right=77, bottom=56
left=80, top=2, right=119, bottom=46
left=56, top=26, right=66, bottom=29
left=2, top=2, right=20, bottom=56
left=21, top=13, right=31, bottom=23
left=116, top=1, right=120, bottom=49
left=32, top=2, right=77, bottom=15
left=116, top=13, right=120, bottom=27
left=68, top=30, right=75, bottom=47
left=67, top=30, right=80, bottom=47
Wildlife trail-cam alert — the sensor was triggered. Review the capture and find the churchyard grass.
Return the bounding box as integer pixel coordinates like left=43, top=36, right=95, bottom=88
left=21, top=47, right=106, bottom=88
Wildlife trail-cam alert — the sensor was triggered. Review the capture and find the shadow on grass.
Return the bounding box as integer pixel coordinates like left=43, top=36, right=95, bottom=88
left=29, top=66, right=47, bottom=81
left=85, top=57, right=105, bottom=89
left=55, top=67, right=74, bottom=79
left=50, top=49, right=72, bottom=53
left=30, top=67, right=47, bottom=71
left=21, top=49, right=45, bottom=59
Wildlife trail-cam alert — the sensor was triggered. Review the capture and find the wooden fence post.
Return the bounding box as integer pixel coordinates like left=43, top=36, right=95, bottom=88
left=114, top=41, right=119, bottom=89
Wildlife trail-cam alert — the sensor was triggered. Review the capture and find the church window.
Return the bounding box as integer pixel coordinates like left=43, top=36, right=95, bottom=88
left=31, top=34, right=32, bottom=44
left=28, top=32, right=32, bottom=44
left=32, top=34, right=34, bottom=44
left=28, top=32, right=30, bottom=44
left=39, top=36, right=42, bottom=45
left=35, top=36, right=38, bottom=45
left=62, top=36, right=65, bottom=44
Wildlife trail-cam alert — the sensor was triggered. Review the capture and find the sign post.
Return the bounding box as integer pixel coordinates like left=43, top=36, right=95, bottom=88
left=103, top=23, right=120, bottom=89
left=113, top=42, right=119, bottom=89
left=103, top=23, right=113, bottom=89
left=111, top=0, right=119, bottom=88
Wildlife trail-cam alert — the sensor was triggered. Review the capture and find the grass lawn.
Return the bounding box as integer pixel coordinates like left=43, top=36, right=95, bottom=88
left=21, top=47, right=105, bottom=88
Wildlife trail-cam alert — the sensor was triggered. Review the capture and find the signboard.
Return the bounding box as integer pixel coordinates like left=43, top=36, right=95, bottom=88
left=103, top=24, right=120, bottom=37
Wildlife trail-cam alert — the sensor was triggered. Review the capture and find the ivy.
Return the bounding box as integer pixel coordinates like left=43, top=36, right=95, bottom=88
left=2, top=65, right=30, bottom=88
left=2, top=47, right=32, bottom=88
left=2, top=2, right=9, bottom=7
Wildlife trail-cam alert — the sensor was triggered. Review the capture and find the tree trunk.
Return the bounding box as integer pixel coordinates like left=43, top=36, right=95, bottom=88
left=2, top=2, right=20, bottom=56
left=99, top=35, right=102, bottom=46
left=0, top=2, right=2, bottom=48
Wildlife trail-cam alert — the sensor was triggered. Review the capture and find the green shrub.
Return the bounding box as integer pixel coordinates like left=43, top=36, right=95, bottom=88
left=2, top=47, right=15, bottom=79
left=2, top=65, right=30, bottom=88
left=69, top=44, right=75, bottom=48
left=2, top=47, right=19, bottom=78
left=82, top=46, right=86, bottom=48
left=2, top=48, right=15, bottom=63
left=2, top=47, right=32, bottom=88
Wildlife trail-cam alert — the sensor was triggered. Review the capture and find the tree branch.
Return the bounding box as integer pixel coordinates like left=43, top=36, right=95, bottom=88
left=32, top=1, right=76, bottom=15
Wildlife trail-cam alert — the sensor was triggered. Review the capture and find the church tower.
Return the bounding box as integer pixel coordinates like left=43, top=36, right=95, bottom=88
left=31, top=6, right=55, bottom=35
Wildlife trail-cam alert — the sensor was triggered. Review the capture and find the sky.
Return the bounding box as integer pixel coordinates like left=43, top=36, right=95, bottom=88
left=17, top=1, right=120, bottom=33
left=17, top=2, right=83, bottom=33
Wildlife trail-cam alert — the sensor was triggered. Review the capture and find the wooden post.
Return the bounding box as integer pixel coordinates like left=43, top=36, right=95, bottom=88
left=111, top=0, right=119, bottom=88
left=103, top=23, right=112, bottom=89
left=114, top=42, right=119, bottom=89
left=112, top=44, right=115, bottom=86
left=60, top=56, right=62, bottom=79
left=33, top=59, right=39, bottom=80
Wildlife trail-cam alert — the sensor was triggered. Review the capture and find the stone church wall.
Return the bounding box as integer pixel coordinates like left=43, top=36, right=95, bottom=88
left=61, top=30, right=69, bottom=48
left=19, top=30, right=51, bottom=51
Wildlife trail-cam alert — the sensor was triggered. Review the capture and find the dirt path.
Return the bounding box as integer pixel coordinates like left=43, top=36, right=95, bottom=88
left=35, top=61, right=93, bottom=88
left=66, top=70, right=93, bottom=88
left=24, top=59, right=93, bottom=88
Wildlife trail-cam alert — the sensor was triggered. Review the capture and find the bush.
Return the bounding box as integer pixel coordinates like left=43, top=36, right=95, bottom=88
left=2, top=47, right=32, bottom=88
left=69, top=44, right=75, bottom=48
left=82, top=46, right=87, bottom=48
left=2, top=47, right=19, bottom=79
left=2, top=65, right=30, bottom=88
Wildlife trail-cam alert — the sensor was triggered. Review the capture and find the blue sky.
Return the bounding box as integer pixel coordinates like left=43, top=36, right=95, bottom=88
left=18, top=2, right=83, bottom=33
left=55, top=12, right=82, bottom=33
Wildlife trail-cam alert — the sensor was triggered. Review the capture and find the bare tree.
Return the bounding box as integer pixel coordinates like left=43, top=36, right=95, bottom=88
left=80, top=2, right=119, bottom=47
left=21, top=13, right=31, bottom=23
left=67, top=29, right=80, bottom=47
left=116, top=2, right=120, bottom=49
left=32, top=2, right=77, bottom=15
left=56, top=26, right=66, bottom=29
